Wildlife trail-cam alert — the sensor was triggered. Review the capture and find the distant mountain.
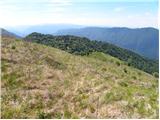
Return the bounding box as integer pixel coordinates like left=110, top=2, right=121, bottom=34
left=25, top=32, right=158, bottom=74
left=5, top=24, right=84, bottom=37
left=0, top=28, right=21, bottom=38
left=56, top=27, right=159, bottom=60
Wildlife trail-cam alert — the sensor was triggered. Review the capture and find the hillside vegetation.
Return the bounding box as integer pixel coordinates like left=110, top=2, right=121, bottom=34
left=25, top=32, right=158, bottom=75
left=1, top=37, right=158, bottom=119
left=56, top=27, right=159, bottom=59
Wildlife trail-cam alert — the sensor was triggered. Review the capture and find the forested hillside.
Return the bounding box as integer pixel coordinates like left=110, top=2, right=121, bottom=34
left=25, top=32, right=158, bottom=75
left=56, top=27, right=159, bottom=59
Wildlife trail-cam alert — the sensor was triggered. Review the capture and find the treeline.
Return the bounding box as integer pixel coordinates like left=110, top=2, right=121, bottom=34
left=24, top=32, right=158, bottom=75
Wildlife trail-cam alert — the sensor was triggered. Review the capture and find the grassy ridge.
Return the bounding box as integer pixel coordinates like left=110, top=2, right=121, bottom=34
left=24, top=33, right=158, bottom=75
left=1, top=37, right=158, bottom=118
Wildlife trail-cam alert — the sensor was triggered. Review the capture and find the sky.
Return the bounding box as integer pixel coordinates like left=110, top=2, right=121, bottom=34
left=0, top=0, right=159, bottom=28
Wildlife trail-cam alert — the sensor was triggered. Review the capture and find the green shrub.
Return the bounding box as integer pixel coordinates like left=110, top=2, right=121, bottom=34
left=153, top=72, right=159, bottom=78
left=123, top=68, right=128, bottom=73
left=45, top=57, right=66, bottom=70
left=104, top=92, right=114, bottom=104
left=1, top=60, right=8, bottom=72
left=137, top=100, right=147, bottom=116
left=115, top=61, right=121, bottom=66
left=132, top=76, right=137, bottom=80
left=2, top=72, right=22, bottom=89
left=102, top=67, right=107, bottom=71
left=1, top=107, right=22, bottom=119
left=138, top=71, right=142, bottom=76
left=37, top=111, right=51, bottom=119
left=79, top=100, right=88, bottom=109
left=127, top=63, right=131, bottom=66
left=127, top=58, right=132, bottom=66
left=64, top=110, right=72, bottom=118
left=104, top=92, right=123, bottom=104
left=119, top=81, right=128, bottom=87
left=11, top=45, right=16, bottom=49
left=53, top=112, right=62, bottom=119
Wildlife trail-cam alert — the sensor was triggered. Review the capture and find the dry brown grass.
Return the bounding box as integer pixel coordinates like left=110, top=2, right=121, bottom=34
left=1, top=37, right=158, bottom=119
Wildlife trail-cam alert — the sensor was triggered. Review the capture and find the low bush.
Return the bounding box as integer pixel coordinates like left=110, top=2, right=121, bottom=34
left=104, top=92, right=123, bottom=104
left=123, top=68, right=128, bottom=73
left=11, top=45, right=16, bottom=49
left=115, top=61, right=121, bottom=66
left=153, top=72, right=159, bottom=78
left=119, top=81, right=128, bottom=87
left=37, top=111, right=51, bottom=119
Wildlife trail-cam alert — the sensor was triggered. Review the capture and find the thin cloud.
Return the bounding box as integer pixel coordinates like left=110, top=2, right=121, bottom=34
left=114, top=7, right=125, bottom=12
left=0, top=0, right=158, bottom=27
left=49, top=0, right=73, bottom=6
left=145, top=12, right=151, bottom=16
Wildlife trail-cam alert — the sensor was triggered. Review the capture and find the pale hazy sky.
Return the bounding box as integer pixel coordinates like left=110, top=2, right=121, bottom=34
left=0, top=0, right=158, bottom=27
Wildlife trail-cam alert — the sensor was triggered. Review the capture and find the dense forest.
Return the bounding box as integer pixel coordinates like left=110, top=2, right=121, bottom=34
left=25, top=32, right=158, bottom=75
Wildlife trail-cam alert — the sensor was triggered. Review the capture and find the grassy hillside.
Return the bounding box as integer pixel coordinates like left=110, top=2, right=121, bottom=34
left=25, top=32, right=158, bottom=75
left=1, top=37, right=158, bottom=119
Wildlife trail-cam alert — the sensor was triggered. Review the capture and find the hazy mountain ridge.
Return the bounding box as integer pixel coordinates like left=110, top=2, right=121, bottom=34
left=4, top=25, right=158, bottom=60
left=0, top=28, right=21, bottom=38
left=56, top=27, right=159, bottom=59
left=4, top=24, right=84, bottom=37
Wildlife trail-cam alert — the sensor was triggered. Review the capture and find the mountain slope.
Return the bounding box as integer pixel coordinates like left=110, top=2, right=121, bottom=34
left=56, top=27, right=159, bottom=59
left=1, top=36, right=158, bottom=119
left=5, top=24, right=84, bottom=37
left=24, top=32, right=158, bottom=75
left=0, top=28, right=21, bottom=38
